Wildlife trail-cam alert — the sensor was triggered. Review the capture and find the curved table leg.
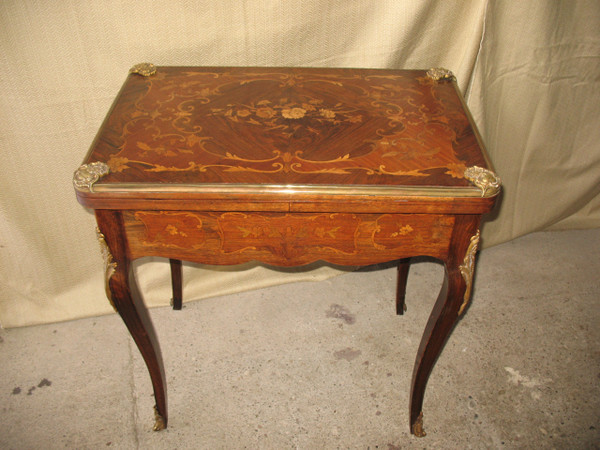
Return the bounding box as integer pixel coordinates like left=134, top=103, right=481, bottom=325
left=170, top=259, right=183, bottom=310
left=96, top=210, right=168, bottom=431
left=396, top=258, right=410, bottom=315
left=409, top=216, right=480, bottom=437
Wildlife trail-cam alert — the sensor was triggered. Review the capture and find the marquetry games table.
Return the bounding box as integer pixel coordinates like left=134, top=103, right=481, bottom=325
left=73, top=64, right=501, bottom=437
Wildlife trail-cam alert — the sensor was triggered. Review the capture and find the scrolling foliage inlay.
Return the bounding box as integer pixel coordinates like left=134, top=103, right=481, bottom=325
left=124, top=210, right=455, bottom=266
left=89, top=68, right=489, bottom=189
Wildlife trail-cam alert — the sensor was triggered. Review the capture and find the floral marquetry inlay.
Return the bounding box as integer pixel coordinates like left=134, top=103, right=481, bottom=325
left=217, top=213, right=360, bottom=257
left=75, top=67, right=500, bottom=436
left=134, top=212, right=206, bottom=250
left=209, top=99, right=363, bottom=129
left=83, top=67, right=491, bottom=191
left=124, top=211, right=456, bottom=267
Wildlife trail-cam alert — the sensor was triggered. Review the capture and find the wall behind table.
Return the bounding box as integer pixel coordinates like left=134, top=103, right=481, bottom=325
left=468, top=0, right=600, bottom=244
left=1, top=1, right=598, bottom=328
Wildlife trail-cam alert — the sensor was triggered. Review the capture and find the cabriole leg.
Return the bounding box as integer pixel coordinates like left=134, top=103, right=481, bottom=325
left=170, top=259, right=183, bottom=310
left=396, top=258, right=411, bottom=315
left=409, top=216, right=480, bottom=437
left=96, top=210, right=168, bottom=431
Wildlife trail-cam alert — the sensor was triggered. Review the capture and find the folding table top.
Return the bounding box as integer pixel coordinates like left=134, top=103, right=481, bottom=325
left=74, top=65, right=500, bottom=210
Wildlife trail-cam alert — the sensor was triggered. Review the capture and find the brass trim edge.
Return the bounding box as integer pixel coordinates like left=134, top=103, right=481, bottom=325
left=413, top=411, right=426, bottom=437
left=73, top=162, right=110, bottom=193
left=426, top=67, right=455, bottom=82
left=96, top=227, right=118, bottom=313
left=153, top=406, right=167, bottom=431
left=458, top=229, right=480, bottom=316
left=464, top=166, right=501, bottom=198
left=129, top=62, right=157, bottom=77
left=83, top=182, right=485, bottom=198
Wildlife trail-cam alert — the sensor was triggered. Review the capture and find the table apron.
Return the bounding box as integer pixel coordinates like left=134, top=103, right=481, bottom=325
left=122, top=210, right=454, bottom=266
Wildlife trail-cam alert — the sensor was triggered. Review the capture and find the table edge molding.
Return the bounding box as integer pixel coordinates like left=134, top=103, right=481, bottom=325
left=77, top=181, right=491, bottom=198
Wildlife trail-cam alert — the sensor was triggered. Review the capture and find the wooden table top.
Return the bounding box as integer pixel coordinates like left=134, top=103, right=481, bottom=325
left=74, top=66, right=500, bottom=212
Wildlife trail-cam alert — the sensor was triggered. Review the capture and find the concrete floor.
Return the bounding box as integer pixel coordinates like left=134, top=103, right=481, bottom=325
left=1, top=229, right=599, bottom=449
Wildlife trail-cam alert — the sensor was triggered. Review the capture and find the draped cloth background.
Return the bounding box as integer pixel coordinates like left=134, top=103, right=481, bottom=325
left=1, top=1, right=599, bottom=328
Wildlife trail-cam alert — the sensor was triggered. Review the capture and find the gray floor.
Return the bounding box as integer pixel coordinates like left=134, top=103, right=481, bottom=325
left=1, top=229, right=599, bottom=449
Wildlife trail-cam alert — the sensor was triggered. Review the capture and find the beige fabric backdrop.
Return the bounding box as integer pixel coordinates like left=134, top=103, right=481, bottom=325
left=1, top=1, right=598, bottom=328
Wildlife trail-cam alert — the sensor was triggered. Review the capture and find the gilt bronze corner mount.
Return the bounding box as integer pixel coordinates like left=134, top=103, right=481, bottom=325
left=464, top=166, right=501, bottom=198
left=73, top=162, right=110, bottom=193
left=426, top=67, right=455, bottom=82
left=129, top=62, right=157, bottom=77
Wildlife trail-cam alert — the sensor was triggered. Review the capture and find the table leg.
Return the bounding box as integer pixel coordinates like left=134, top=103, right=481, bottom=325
left=396, top=258, right=410, bottom=315
left=169, top=259, right=183, bottom=310
left=96, top=210, right=168, bottom=431
left=409, top=216, right=480, bottom=437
